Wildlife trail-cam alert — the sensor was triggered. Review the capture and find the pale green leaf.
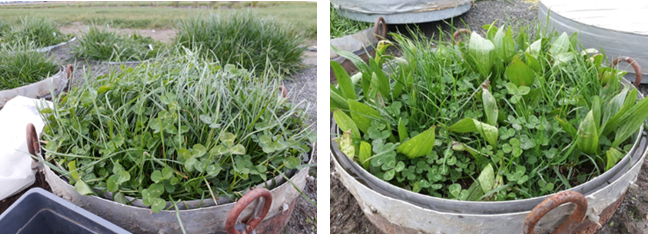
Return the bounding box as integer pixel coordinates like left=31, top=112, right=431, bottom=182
left=397, top=126, right=436, bottom=158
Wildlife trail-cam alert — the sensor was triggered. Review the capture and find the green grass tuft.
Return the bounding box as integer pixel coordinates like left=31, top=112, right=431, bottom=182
left=0, top=42, right=59, bottom=90
left=73, top=26, right=164, bottom=62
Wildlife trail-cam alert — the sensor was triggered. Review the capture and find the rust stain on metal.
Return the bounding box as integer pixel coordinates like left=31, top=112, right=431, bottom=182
left=612, top=56, right=642, bottom=87
left=523, top=191, right=588, bottom=234
left=453, top=28, right=471, bottom=45
left=572, top=192, right=626, bottom=234
left=255, top=199, right=297, bottom=234
left=411, top=1, right=472, bottom=13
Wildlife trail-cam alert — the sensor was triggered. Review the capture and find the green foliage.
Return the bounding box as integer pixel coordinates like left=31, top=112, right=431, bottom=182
left=175, top=12, right=305, bottom=75
left=39, top=54, right=314, bottom=213
left=330, top=4, right=371, bottom=39
left=0, top=42, right=59, bottom=90
left=73, top=26, right=163, bottom=62
left=331, top=24, right=648, bottom=201
left=2, top=15, right=71, bottom=47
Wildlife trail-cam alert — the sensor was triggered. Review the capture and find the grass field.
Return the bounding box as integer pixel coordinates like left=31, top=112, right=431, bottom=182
left=0, top=1, right=316, bottom=39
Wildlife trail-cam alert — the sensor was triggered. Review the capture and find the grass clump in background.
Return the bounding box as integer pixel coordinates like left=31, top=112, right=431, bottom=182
left=39, top=51, right=315, bottom=213
left=2, top=15, right=72, bottom=47
left=73, top=26, right=163, bottom=62
left=0, top=42, right=59, bottom=90
left=175, top=12, right=305, bottom=75
left=330, top=4, right=371, bottom=39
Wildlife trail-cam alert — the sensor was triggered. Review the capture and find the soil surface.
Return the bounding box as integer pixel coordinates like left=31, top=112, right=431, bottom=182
left=0, top=28, right=318, bottom=233
left=330, top=1, right=648, bottom=233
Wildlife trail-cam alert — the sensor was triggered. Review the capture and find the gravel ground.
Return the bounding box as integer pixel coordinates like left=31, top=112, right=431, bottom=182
left=0, top=35, right=318, bottom=233
left=330, top=1, right=648, bottom=233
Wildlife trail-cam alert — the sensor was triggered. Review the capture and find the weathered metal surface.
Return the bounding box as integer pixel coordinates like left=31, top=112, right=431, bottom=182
left=33, top=125, right=314, bottom=234
left=32, top=37, right=77, bottom=53
left=523, top=191, right=588, bottom=234
left=331, top=77, right=644, bottom=215
left=331, top=134, right=647, bottom=233
left=0, top=64, right=72, bottom=109
left=539, top=0, right=648, bottom=83
left=331, top=0, right=472, bottom=24
left=226, top=188, right=273, bottom=234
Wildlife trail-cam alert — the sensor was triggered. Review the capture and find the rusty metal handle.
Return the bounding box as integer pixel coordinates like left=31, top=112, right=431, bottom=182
left=278, top=85, right=288, bottom=98
left=63, top=64, right=74, bottom=94
left=226, top=188, right=273, bottom=234
left=452, top=28, right=471, bottom=45
left=612, top=56, right=642, bottom=88
left=374, top=16, right=387, bottom=40
left=27, top=123, right=39, bottom=157
left=523, top=191, right=588, bottom=234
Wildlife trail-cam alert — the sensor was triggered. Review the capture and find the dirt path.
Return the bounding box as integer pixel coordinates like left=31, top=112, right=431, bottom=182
left=59, top=22, right=177, bottom=43
left=330, top=1, right=648, bottom=233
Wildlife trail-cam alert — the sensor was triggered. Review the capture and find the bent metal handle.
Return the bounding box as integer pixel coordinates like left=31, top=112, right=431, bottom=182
left=226, top=188, right=273, bottom=234
left=612, top=56, right=642, bottom=87
left=523, top=191, right=588, bottom=234
left=374, top=16, right=387, bottom=40
left=26, top=123, right=39, bottom=157
left=64, top=64, right=74, bottom=93
left=453, top=28, right=471, bottom=45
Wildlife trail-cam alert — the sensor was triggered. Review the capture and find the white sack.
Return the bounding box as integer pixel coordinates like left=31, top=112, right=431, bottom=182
left=0, top=96, right=52, bottom=200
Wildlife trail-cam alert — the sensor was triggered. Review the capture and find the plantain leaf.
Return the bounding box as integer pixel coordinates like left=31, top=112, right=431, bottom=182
left=468, top=32, right=495, bottom=78
left=331, top=61, right=357, bottom=100
left=333, top=109, right=360, bottom=139
left=549, top=32, right=570, bottom=55
left=330, top=85, right=349, bottom=111
left=370, top=71, right=390, bottom=99
left=476, top=163, right=495, bottom=195
left=576, top=110, right=599, bottom=154
left=525, top=52, right=540, bottom=73
left=397, top=126, right=436, bottom=158
left=605, top=148, right=624, bottom=171
left=591, top=96, right=601, bottom=129
left=339, top=130, right=355, bottom=159
left=358, top=141, right=372, bottom=169
left=482, top=87, right=499, bottom=127
left=493, top=26, right=515, bottom=62
left=611, top=97, right=648, bottom=147
left=348, top=100, right=383, bottom=133
left=449, top=118, right=499, bottom=147
left=505, top=56, right=535, bottom=86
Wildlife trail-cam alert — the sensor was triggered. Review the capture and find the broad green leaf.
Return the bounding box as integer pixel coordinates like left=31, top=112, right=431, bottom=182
left=449, top=184, right=462, bottom=198
left=339, top=130, right=355, bottom=159
left=577, top=110, right=599, bottom=154
left=370, top=70, right=390, bottom=99
left=219, top=132, right=236, bottom=148
left=526, top=39, right=542, bottom=56
left=482, top=88, right=499, bottom=127
left=75, top=180, right=93, bottom=195
left=493, top=26, right=515, bottom=61
left=612, top=97, right=648, bottom=147
left=331, top=61, right=357, bottom=100
left=606, top=148, right=625, bottom=171
left=333, top=109, right=360, bottom=139
left=348, top=100, right=382, bottom=133
left=358, top=141, right=372, bottom=169
left=449, top=118, right=499, bottom=147
left=525, top=53, right=540, bottom=73
left=398, top=117, right=408, bottom=142
left=107, top=175, right=119, bottom=192
left=330, top=85, right=349, bottom=111
left=476, top=164, right=495, bottom=194
left=549, top=32, right=570, bottom=55
left=591, top=96, right=601, bottom=128
left=151, top=170, right=163, bottom=183
left=68, top=161, right=79, bottom=180
left=468, top=32, right=495, bottom=78
left=397, top=126, right=436, bottom=158
left=505, top=56, right=535, bottom=86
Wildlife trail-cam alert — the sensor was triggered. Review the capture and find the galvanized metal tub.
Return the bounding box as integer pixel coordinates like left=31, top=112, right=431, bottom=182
left=0, top=64, right=73, bottom=109
left=330, top=78, right=648, bottom=233
left=29, top=124, right=314, bottom=233
left=331, top=0, right=472, bottom=24
left=539, top=0, right=648, bottom=84
left=33, top=37, right=77, bottom=53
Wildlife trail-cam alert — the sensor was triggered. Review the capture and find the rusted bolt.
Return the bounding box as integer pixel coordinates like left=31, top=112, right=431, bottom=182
left=452, top=28, right=471, bottom=45
left=374, top=16, right=387, bottom=40
left=225, top=188, right=273, bottom=234
left=612, top=56, right=642, bottom=87
left=523, top=191, right=588, bottom=234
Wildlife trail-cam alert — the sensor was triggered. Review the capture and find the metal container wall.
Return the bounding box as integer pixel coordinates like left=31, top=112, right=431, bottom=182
left=331, top=0, right=471, bottom=24
left=41, top=147, right=314, bottom=234
left=0, top=65, right=71, bottom=109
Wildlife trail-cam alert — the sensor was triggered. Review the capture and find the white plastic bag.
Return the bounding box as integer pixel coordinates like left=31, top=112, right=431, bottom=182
left=0, top=96, right=52, bottom=200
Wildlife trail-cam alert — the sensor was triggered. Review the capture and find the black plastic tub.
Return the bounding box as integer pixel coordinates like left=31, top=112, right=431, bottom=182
left=0, top=188, right=129, bottom=234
